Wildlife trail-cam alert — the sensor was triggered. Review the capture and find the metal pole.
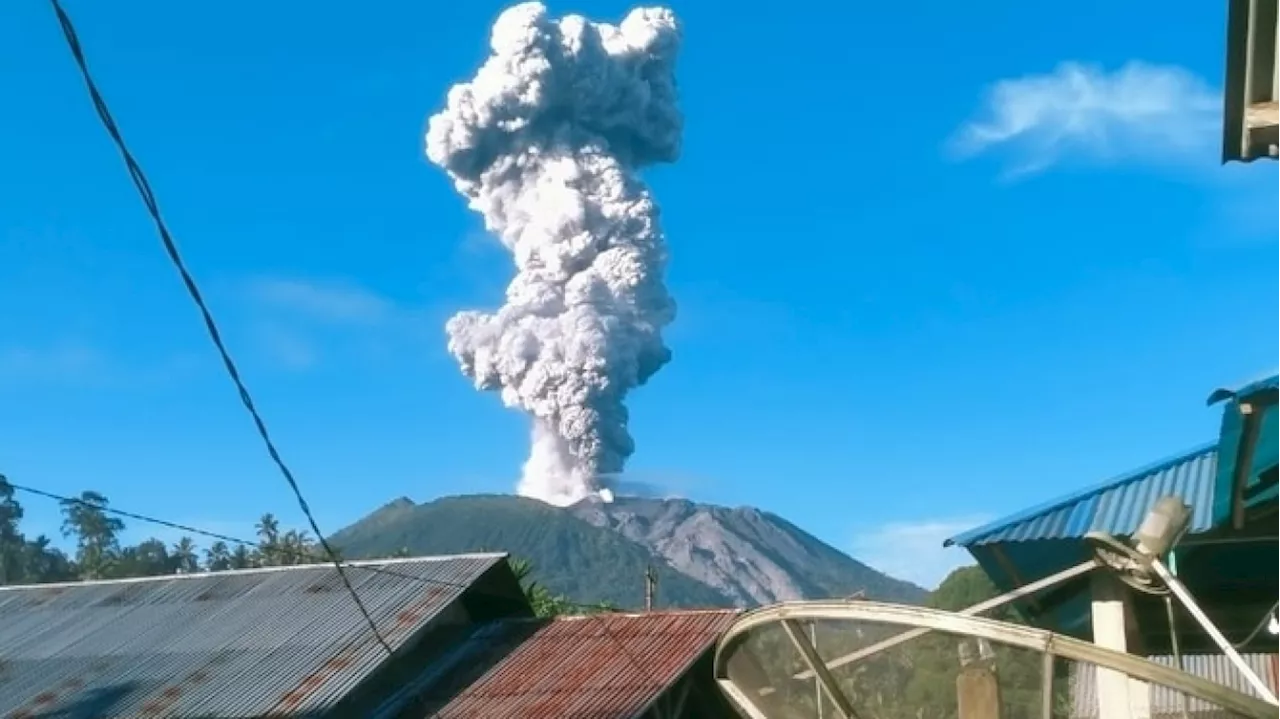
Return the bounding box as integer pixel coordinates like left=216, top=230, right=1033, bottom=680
left=1149, top=558, right=1278, bottom=704
left=800, top=560, right=1098, bottom=678
left=1040, top=649, right=1055, bottom=719
left=1167, top=550, right=1190, bottom=719
left=812, top=620, right=824, bottom=719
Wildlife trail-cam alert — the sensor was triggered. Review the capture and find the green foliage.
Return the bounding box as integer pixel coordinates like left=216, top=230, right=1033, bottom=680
left=0, top=479, right=335, bottom=586
left=1, top=483, right=589, bottom=610
left=508, top=556, right=616, bottom=617
left=59, top=491, right=125, bottom=580
left=330, top=494, right=734, bottom=610
left=0, top=475, right=76, bottom=585
left=735, top=566, right=1062, bottom=719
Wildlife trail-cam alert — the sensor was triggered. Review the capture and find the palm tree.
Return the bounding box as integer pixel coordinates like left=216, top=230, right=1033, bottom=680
left=0, top=476, right=25, bottom=585
left=255, top=514, right=281, bottom=566
left=204, top=541, right=232, bottom=572
left=171, top=537, right=199, bottom=574
left=60, top=491, right=124, bottom=580
left=229, top=543, right=254, bottom=570
left=279, top=529, right=314, bottom=565
left=20, top=535, right=74, bottom=583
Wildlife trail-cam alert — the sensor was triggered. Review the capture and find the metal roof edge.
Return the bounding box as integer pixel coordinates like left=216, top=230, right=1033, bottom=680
left=1203, top=368, right=1274, bottom=404
left=0, top=552, right=510, bottom=592
left=551, top=608, right=742, bottom=622
left=621, top=614, right=738, bottom=719
left=368, top=620, right=520, bottom=719
left=943, top=442, right=1219, bottom=548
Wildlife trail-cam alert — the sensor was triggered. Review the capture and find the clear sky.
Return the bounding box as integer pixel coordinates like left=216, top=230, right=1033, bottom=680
left=1, top=0, right=1275, bottom=589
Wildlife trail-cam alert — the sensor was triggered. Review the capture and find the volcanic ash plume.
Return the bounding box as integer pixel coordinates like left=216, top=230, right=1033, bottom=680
left=425, top=3, right=683, bottom=507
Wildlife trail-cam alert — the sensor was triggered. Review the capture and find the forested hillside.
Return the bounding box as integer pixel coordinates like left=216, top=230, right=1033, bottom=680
left=329, top=494, right=734, bottom=609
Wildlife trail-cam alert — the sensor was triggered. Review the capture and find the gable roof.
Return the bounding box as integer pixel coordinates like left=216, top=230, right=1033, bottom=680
left=403, top=610, right=740, bottom=718
left=0, top=553, right=520, bottom=718
left=946, top=443, right=1220, bottom=548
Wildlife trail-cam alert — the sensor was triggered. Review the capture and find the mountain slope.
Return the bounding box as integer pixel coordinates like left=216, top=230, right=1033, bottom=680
left=569, top=495, right=927, bottom=605
left=333, top=493, right=926, bottom=610
left=330, top=494, right=732, bottom=609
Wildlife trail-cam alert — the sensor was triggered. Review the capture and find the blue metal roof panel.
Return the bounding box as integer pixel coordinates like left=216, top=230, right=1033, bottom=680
left=1207, top=372, right=1279, bottom=405
left=947, top=443, right=1219, bottom=548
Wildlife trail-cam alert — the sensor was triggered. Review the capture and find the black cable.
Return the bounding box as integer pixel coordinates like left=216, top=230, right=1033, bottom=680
left=8, top=478, right=669, bottom=714
left=47, top=0, right=392, bottom=656
left=43, top=1, right=668, bottom=693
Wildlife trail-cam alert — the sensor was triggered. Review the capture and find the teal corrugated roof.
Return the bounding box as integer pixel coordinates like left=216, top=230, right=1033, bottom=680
left=1206, top=372, right=1279, bottom=406
left=946, top=443, right=1220, bottom=548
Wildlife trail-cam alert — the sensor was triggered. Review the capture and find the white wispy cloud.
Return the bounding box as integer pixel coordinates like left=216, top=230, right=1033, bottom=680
left=0, top=341, right=106, bottom=385
left=851, top=515, right=991, bottom=590
left=247, top=277, right=397, bottom=326
left=951, top=61, right=1221, bottom=177
left=240, top=277, right=431, bottom=370
left=251, top=324, right=320, bottom=370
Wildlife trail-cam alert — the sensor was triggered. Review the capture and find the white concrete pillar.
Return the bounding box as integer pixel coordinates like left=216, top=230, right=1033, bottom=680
left=1090, top=574, right=1150, bottom=719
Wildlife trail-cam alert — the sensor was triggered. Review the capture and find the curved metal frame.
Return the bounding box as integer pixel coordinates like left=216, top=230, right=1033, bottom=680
left=713, top=601, right=1277, bottom=719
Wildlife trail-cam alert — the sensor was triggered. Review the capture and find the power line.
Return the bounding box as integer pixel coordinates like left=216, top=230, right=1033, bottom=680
left=47, top=0, right=391, bottom=656
left=3, top=478, right=621, bottom=615
left=42, top=0, right=666, bottom=692
left=6, top=478, right=667, bottom=709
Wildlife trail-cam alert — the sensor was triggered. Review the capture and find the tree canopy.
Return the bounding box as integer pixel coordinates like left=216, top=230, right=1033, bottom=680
left=0, top=476, right=357, bottom=585
left=0, top=476, right=614, bottom=619
left=738, top=565, right=1060, bottom=719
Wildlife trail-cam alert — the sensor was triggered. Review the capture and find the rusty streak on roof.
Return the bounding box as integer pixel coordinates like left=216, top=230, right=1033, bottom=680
left=411, top=610, right=740, bottom=719
left=0, top=553, right=512, bottom=718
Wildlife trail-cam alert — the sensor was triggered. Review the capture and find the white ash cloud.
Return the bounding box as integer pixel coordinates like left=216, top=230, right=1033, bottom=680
left=425, top=3, right=683, bottom=506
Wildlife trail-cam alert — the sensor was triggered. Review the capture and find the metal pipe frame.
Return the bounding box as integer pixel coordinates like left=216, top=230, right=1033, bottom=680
left=1148, top=558, right=1279, bottom=703
left=780, top=619, right=858, bottom=719
left=713, top=601, right=1278, bottom=719
left=796, top=559, right=1098, bottom=680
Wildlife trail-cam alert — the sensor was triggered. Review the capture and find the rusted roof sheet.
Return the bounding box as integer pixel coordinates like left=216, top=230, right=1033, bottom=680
left=409, top=610, right=739, bottom=719
left=0, top=553, right=508, bottom=718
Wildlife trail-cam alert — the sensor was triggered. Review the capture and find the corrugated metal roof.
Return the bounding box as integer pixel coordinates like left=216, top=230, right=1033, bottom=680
left=0, top=553, right=507, bottom=718
left=947, top=443, right=1220, bottom=548
left=1068, top=653, right=1278, bottom=717
left=1203, top=371, right=1280, bottom=406
left=409, top=610, right=740, bottom=719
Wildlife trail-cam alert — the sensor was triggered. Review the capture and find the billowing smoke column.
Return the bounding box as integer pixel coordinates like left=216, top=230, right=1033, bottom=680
left=425, top=3, right=683, bottom=507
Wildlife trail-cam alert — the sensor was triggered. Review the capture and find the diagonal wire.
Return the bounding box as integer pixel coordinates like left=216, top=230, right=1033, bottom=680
left=46, top=0, right=392, bottom=656
left=8, top=479, right=672, bottom=715
left=42, top=0, right=672, bottom=691
left=4, top=478, right=624, bottom=614
left=9, top=478, right=667, bottom=709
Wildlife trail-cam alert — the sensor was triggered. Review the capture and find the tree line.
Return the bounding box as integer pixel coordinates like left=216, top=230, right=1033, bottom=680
left=0, top=478, right=341, bottom=585
left=0, top=476, right=604, bottom=619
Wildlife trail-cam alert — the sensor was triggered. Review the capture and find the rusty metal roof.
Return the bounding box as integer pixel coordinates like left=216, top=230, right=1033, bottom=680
left=407, top=610, right=740, bottom=719
left=0, top=553, right=511, bottom=718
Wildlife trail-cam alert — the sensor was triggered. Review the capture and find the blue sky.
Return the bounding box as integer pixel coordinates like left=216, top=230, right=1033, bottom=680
left=1, top=0, right=1275, bottom=589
